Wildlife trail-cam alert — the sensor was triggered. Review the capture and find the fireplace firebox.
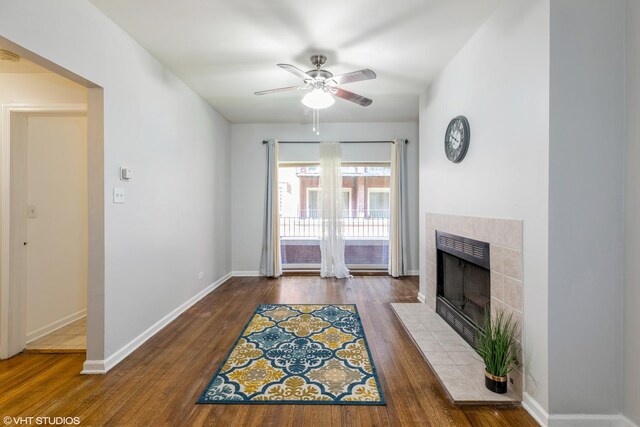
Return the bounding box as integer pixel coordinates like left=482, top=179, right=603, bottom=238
left=436, top=231, right=490, bottom=347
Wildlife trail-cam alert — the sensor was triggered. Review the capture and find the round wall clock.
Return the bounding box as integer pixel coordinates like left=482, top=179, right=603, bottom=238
left=444, top=115, right=470, bottom=163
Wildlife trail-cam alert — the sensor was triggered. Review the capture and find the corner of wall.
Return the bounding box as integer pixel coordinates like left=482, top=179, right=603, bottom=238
left=623, top=1, right=640, bottom=426
left=523, top=392, right=549, bottom=426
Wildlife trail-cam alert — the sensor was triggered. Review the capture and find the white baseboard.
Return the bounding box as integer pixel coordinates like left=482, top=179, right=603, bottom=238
left=621, top=415, right=640, bottom=427
left=407, top=270, right=419, bottom=276
left=81, top=272, right=232, bottom=374
left=417, top=292, right=426, bottom=303
left=26, top=309, right=87, bottom=343
left=523, top=392, right=548, bottom=426
left=522, top=393, right=639, bottom=427
left=80, top=360, right=106, bottom=375
left=231, top=271, right=262, bottom=277
left=549, top=414, right=634, bottom=427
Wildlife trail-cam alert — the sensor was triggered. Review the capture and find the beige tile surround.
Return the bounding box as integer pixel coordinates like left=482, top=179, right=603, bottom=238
left=423, top=213, right=524, bottom=400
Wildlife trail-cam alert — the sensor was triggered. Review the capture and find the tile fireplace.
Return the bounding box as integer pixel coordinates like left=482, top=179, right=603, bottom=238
left=424, top=213, right=524, bottom=399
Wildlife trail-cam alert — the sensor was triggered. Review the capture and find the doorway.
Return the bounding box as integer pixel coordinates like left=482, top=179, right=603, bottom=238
left=5, top=109, right=88, bottom=355
left=0, top=38, right=104, bottom=369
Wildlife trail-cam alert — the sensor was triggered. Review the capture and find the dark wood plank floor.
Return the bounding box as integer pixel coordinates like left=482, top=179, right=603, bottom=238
left=0, top=276, right=537, bottom=426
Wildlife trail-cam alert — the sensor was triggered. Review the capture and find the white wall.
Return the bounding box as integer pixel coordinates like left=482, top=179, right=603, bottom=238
left=0, top=0, right=231, bottom=366
left=418, top=0, right=550, bottom=411
left=26, top=115, right=87, bottom=339
left=230, top=122, right=419, bottom=274
left=624, top=0, right=640, bottom=424
left=548, top=0, right=625, bottom=416
left=0, top=73, right=86, bottom=107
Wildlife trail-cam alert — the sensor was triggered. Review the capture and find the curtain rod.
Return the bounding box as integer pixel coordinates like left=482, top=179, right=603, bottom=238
left=262, top=139, right=408, bottom=144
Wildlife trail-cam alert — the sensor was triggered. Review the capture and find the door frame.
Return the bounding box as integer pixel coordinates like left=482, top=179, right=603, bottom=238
left=0, top=103, right=87, bottom=359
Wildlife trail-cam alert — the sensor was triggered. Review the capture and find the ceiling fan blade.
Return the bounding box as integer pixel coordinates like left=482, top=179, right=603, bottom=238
left=277, top=63, right=311, bottom=81
left=254, top=85, right=308, bottom=95
left=332, top=88, right=373, bottom=107
left=327, top=69, right=376, bottom=85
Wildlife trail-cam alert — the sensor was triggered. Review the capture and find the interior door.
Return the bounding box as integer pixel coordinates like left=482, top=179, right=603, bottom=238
left=3, top=113, right=87, bottom=358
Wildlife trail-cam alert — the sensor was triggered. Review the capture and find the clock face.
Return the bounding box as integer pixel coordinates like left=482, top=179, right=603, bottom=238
left=444, top=116, right=470, bottom=163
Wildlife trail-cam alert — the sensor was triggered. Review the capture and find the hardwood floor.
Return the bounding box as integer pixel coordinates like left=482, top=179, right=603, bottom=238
left=0, top=276, right=537, bottom=426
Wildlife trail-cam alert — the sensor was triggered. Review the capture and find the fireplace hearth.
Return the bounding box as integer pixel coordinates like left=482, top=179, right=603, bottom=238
left=436, top=231, right=490, bottom=347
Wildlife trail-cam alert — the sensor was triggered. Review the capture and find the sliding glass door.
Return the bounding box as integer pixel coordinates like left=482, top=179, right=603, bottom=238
left=278, top=163, right=390, bottom=270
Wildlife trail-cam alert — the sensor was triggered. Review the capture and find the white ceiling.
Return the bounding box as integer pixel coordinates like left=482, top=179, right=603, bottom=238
left=89, top=0, right=499, bottom=123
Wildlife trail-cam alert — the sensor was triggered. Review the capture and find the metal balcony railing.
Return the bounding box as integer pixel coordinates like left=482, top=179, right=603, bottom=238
left=279, top=209, right=390, bottom=239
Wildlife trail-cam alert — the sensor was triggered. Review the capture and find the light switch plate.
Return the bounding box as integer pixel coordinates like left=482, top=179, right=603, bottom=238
left=27, top=205, right=37, bottom=218
left=113, top=187, right=125, bottom=204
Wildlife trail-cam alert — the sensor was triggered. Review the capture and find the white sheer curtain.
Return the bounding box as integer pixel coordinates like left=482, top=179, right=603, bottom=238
left=389, top=139, right=409, bottom=277
left=319, top=142, right=351, bottom=279
left=259, top=139, right=282, bottom=277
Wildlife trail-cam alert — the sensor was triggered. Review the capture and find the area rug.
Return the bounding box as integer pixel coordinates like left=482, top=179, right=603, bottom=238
left=198, top=304, right=385, bottom=405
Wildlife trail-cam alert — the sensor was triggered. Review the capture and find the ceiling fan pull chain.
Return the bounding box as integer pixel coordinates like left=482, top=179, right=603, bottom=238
left=317, top=109, right=320, bottom=135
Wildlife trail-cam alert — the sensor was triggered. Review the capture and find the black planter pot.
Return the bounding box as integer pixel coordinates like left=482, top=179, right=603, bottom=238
left=484, top=371, right=508, bottom=394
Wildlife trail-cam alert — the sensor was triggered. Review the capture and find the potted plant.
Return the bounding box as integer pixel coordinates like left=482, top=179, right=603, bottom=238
left=475, top=308, right=520, bottom=394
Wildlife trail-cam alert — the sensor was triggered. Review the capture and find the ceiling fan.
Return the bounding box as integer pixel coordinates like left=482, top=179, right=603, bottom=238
left=254, top=55, right=376, bottom=109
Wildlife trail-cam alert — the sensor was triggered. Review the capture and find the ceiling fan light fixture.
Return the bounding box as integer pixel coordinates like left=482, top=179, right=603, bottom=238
left=301, top=89, right=335, bottom=109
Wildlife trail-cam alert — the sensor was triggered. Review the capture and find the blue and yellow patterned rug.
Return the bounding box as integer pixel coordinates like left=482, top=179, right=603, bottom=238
left=198, top=304, right=385, bottom=405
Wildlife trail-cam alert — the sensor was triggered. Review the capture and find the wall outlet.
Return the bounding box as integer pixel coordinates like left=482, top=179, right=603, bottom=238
left=113, top=187, right=125, bottom=204
left=198, top=272, right=204, bottom=280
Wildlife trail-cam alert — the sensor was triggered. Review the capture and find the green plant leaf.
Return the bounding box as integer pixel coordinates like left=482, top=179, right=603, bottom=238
left=475, top=307, right=521, bottom=377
